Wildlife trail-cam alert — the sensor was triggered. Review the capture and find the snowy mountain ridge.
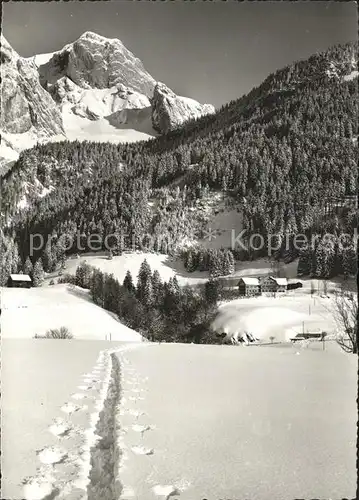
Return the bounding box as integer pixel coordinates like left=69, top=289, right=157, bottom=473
left=1, top=31, right=215, bottom=169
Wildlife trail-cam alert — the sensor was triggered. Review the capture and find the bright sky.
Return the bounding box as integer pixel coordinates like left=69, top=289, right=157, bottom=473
left=3, top=0, right=357, bottom=108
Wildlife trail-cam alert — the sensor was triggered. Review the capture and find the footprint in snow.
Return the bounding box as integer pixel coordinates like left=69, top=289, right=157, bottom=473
left=48, top=419, right=74, bottom=439
left=128, top=396, right=145, bottom=401
left=131, top=424, right=153, bottom=438
left=119, top=485, right=135, bottom=499
left=22, top=476, right=58, bottom=500
left=37, top=446, right=68, bottom=465
left=71, top=393, right=87, bottom=400
left=152, top=484, right=181, bottom=499
left=83, top=377, right=100, bottom=384
left=127, top=409, right=145, bottom=418
left=130, top=387, right=143, bottom=393
left=61, top=402, right=86, bottom=415
left=131, top=445, right=154, bottom=456
left=77, top=384, right=97, bottom=391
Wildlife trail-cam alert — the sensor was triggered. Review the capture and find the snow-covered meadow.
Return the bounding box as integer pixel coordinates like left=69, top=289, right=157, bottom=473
left=59, top=251, right=352, bottom=292
left=1, top=340, right=144, bottom=499
left=1, top=284, right=142, bottom=341
left=2, top=341, right=357, bottom=499
left=212, top=294, right=338, bottom=342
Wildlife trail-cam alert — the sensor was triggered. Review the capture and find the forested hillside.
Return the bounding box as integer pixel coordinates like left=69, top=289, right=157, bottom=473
left=1, top=42, right=357, bottom=284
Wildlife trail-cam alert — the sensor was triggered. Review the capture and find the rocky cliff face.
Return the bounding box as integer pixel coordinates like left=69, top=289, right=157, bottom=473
left=151, top=82, right=215, bottom=134
left=0, top=35, right=64, bottom=136
left=37, top=31, right=156, bottom=97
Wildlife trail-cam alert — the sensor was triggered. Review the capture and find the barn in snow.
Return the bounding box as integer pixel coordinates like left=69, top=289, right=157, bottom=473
left=7, top=274, right=32, bottom=288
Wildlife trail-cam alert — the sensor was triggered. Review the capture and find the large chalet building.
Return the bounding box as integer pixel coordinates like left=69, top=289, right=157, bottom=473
left=260, top=276, right=288, bottom=294
left=238, top=276, right=289, bottom=297
left=237, top=277, right=261, bottom=297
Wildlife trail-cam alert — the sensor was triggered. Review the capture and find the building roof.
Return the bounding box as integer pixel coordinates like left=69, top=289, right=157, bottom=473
left=10, top=274, right=32, bottom=282
left=270, top=276, right=288, bottom=286
left=238, top=277, right=260, bottom=286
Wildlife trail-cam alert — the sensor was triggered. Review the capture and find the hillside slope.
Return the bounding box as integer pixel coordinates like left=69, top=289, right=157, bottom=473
left=1, top=284, right=142, bottom=340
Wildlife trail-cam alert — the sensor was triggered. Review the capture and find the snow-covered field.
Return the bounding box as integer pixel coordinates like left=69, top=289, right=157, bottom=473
left=1, top=340, right=144, bottom=499
left=1, top=284, right=142, bottom=341
left=116, top=343, right=357, bottom=500
left=2, top=342, right=356, bottom=499
left=212, top=294, right=338, bottom=342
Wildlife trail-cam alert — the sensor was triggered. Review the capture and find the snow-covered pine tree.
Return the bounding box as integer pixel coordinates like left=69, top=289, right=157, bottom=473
left=185, top=250, right=195, bottom=272
left=91, top=268, right=105, bottom=306
left=42, top=239, right=55, bottom=273
left=151, top=269, right=163, bottom=305
left=204, top=277, right=221, bottom=305
left=23, top=256, right=34, bottom=277
left=103, top=274, right=121, bottom=312
left=33, top=258, right=45, bottom=287
left=198, top=248, right=207, bottom=272
left=342, top=241, right=357, bottom=278
left=75, top=261, right=93, bottom=289
left=11, top=241, right=21, bottom=274
left=136, top=259, right=153, bottom=305
left=123, top=270, right=135, bottom=294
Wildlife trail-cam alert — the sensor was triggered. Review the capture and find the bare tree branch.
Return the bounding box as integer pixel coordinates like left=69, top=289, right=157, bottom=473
left=333, top=289, right=358, bottom=354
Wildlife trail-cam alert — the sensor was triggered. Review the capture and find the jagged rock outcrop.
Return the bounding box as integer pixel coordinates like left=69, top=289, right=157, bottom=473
left=37, top=31, right=156, bottom=97
left=151, top=82, right=215, bottom=134
left=0, top=35, right=64, bottom=136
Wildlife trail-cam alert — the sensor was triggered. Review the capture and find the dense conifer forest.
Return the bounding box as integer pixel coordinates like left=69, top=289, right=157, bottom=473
left=57, top=259, right=219, bottom=343
left=0, top=42, right=357, bottom=284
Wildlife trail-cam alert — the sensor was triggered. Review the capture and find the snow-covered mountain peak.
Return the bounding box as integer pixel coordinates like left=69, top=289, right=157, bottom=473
left=37, top=31, right=156, bottom=97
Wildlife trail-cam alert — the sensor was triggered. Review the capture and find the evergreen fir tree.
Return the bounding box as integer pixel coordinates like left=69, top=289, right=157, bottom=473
left=204, top=278, right=221, bottom=305
left=33, top=258, right=45, bottom=287
left=42, top=240, right=55, bottom=273
left=91, top=268, right=105, bottom=306
left=123, top=270, right=135, bottom=294
left=151, top=269, right=163, bottom=305
left=185, top=250, right=195, bottom=272
left=136, top=259, right=153, bottom=305
left=24, top=256, right=33, bottom=277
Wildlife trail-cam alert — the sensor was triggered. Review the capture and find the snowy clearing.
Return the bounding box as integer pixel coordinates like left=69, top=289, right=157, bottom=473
left=60, top=251, right=354, bottom=294
left=1, top=284, right=142, bottom=340
left=62, top=252, right=197, bottom=286
left=212, top=294, right=338, bottom=341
